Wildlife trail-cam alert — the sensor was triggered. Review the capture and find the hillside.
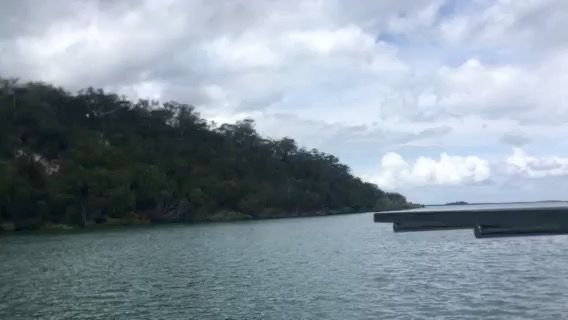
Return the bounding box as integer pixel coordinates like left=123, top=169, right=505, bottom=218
left=0, top=79, right=412, bottom=230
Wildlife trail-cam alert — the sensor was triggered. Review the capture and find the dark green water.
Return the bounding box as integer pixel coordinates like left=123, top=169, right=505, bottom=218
left=2, top=211, right=568, bottom=319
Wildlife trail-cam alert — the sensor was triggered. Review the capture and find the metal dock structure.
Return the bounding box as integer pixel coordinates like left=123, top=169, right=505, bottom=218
left=374, top=203, right=568, bottom=238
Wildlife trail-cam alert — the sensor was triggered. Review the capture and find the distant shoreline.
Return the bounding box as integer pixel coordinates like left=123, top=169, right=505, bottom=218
left=0, top=209, right=387, bottom=234
left=426, top=200, right=568, bottom=207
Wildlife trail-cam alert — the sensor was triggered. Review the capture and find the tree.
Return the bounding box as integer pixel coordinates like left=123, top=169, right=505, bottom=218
left=0, top=78, right=413, bottom=229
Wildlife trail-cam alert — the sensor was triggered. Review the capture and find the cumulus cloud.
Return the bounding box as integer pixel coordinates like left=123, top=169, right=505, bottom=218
left=2, top=0, right=567, bottom=125
left=439, top=0, right=568, bottom=50
left=205, top=36, right=282, bottom=70
left=437, top=59, right=533, bottom=115
left=373, top=152, right=491, bottom=189
left=506, top=148, right=568, bottom=178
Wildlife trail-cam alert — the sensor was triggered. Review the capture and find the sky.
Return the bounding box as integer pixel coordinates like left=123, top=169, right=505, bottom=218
left=2, top=0, right=568, bottom=204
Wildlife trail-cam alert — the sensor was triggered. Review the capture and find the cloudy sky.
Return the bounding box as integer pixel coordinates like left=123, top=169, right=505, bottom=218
left=2, top=0, right=568, bottom=204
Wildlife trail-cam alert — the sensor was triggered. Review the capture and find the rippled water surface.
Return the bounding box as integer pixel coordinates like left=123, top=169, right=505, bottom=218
left=2, top=211, right=568, bottom=319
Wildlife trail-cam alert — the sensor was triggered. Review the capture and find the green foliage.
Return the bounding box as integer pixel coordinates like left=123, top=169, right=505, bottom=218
left=375, top=192, right=414, bottom=211
left=0, top=78, right=412, bottom=229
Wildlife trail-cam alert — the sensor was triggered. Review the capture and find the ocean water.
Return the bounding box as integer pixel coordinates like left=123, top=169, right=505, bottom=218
left=2, top=206, right=568, bottom=319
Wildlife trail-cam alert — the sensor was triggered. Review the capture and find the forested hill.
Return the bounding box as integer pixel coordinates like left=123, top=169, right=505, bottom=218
left=0, top=79, right=412, bottom=230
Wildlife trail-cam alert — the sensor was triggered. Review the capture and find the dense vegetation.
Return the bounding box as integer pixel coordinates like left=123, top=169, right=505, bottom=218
left=0, top=79, right=412, bottom=230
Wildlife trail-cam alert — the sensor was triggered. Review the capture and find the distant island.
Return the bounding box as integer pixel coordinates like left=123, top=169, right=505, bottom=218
left=445, top=201, right=469, bottom=205
left=0, top=79, right=414, bottom=231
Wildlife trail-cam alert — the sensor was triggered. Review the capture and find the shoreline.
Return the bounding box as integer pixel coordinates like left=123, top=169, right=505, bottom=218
left=0, top=209, right=377, bottom=235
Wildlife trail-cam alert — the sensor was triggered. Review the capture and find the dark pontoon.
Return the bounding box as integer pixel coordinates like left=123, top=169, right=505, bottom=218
left=374, top=203, right=568, bottom=238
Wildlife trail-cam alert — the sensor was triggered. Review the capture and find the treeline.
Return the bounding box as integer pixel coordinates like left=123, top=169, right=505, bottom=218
left=0, top=79, right=412, bottom=230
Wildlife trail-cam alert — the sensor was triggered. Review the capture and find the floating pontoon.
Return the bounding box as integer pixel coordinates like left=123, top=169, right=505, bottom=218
left=374, top=203, right=568, bottom=238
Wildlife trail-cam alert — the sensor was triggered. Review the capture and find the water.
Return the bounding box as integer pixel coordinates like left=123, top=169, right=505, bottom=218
left=2, top=208, right=568, bottom=319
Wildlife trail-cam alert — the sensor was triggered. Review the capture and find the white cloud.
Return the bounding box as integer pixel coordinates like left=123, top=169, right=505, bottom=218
left=429, top=59, right=536, bottom=120
left=373, top=152, right=491, bottom=189
left=439, top=0, right=568, bottom=51
left=506, top=148, right=568, bottom=178
left=404, top=55, right=568, bottom=124
left=284, top=26, right=375, bottom=56
left=205, top=36, right=282, bottom=69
